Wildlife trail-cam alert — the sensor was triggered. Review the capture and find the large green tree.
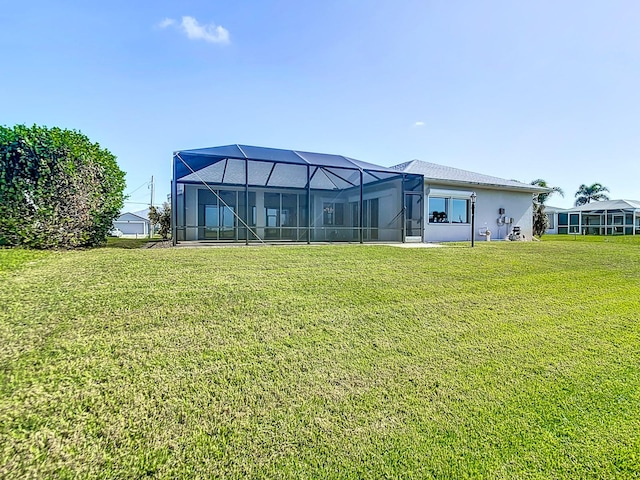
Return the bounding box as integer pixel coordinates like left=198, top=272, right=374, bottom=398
left=0, top=125, right=126, bottom=248
left=574, top=183, right=610, bottom=206
left=531, top=179, right=564, bottom=237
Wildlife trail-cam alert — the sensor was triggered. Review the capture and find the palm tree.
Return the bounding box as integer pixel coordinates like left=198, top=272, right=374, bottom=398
left=530, top=179, right=564, bottom=205
left=530, top=179, right=564, bottom=237
left=574, top=183, right=610, bottom=206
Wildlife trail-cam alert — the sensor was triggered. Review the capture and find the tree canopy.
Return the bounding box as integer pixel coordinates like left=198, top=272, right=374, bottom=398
left=530, top=179, right=564, bottom=237
left=530, top=179, right=564, bottom=205
left=574, top=183, right=610, bottom=207
left=0, top=125, right=126, bottom=248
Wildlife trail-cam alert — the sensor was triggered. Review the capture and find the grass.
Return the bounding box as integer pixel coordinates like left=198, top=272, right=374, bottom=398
left=1, top=237, right=639, bottom=478
left=105, top=237, right=161, bottom=249
left=541, top=233, right=640, bottom=244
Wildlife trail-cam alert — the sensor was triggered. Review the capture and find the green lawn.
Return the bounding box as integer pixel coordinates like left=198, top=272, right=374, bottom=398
left=1, top=238, right=639, bottom=478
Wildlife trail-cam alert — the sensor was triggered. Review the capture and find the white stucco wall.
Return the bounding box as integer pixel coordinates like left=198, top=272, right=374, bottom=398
left=423, top=184, right=535, bottom=242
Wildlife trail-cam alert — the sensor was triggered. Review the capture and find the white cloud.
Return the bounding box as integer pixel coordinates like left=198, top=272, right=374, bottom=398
left=180, top=16, right=230, bottom=44
left=158, top=18, right=175, bottom=28
left=413, top=121, right=425, bottom=127
left=157, top=15, right=230, bottom=45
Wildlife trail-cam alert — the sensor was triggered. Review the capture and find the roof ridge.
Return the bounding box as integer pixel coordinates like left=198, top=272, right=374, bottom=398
left=393, top=158, right=548, bottom=191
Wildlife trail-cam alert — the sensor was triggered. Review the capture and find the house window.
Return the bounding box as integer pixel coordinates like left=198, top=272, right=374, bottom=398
left=558, top=213, right=568, bottom=226
left=429, top=197, right=448, bottom=223
left=569, top=213, right=580, bottom=234
left=429, top=196, right=469, bottom=224
left=451, top=199, right=468, bottom=223
left=547, top=213, right=555, bottom=229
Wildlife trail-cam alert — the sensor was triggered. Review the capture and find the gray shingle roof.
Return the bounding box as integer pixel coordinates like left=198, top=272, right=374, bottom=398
left=550, top=199, right=640, bottom=212
left=392, top=159, right=547, bottom=193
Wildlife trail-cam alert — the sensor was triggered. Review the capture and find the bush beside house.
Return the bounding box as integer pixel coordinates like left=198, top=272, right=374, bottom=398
left=0, top=125, right=126, bottom=248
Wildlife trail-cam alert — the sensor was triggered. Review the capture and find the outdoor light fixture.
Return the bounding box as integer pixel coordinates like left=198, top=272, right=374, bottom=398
left=470, top=192, right=477, bottom=247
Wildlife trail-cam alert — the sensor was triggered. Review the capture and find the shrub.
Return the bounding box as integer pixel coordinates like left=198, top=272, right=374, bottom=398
left=0, top=125, right=126, bottom=248
left=148, top=202, right=171, bottom=240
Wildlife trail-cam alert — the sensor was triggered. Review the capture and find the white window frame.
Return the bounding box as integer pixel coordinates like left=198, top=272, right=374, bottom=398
left=427, top=189, right=473, bottom=225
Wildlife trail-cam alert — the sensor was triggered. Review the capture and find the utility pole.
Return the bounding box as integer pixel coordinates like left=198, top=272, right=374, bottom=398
left=149, top=176, right=154, bottom=238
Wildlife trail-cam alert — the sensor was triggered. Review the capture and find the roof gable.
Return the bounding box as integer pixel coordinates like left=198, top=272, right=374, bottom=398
left=117, top=212, right=149, bottom=222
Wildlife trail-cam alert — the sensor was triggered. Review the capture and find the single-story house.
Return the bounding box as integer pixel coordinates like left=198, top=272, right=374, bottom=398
left=171, top=145, right=546, bottom=244
left=545, top=200, right=640, bottom=235
left=392, top=160, right=546, bottom=242
left=113, top=210, right=151, bottom=237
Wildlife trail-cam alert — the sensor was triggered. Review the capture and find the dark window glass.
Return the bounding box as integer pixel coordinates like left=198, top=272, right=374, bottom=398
left=569, top=214, right=579, bottom=226
left=335, top=203, right=344, bottom=225
left=282, top=194, right=298, bottom=227
left=219, top=191, right=236, bottom=239
left=558, top=213, right=568, bottom=226
left=299, top=194, right=308, bottom=227
left=429, top=197, right=448, bottom=223
left=405, top=194, right=422, bottom=236
left=451, top=199, right=468, bottom=223
left=265, top=193, right=279, bottom=223
left=323, top=202, right=334, bottom=225
left=323, top=202, right=344, bottom=226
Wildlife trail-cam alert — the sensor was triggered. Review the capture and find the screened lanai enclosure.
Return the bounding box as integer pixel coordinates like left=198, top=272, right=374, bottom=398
left=171, top=145, right=424, bottom=245
left=553, top=200, right=640, bottom=235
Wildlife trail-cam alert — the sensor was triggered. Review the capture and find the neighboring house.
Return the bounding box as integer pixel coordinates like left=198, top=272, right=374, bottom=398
left=171, top=144, right=547, bottom=244
left=392, top=160, right=547, bottom=242
left=545, top=200, right=640, bottom=236
left=113, top=210, right=151, bottom=237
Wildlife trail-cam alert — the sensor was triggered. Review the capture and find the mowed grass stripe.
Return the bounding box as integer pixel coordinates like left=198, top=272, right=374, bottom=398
left=1, top=240, right=639, bottom=478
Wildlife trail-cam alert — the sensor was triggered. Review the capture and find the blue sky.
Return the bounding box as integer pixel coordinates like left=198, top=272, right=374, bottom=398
left=3, top=1, right=640, bottom=209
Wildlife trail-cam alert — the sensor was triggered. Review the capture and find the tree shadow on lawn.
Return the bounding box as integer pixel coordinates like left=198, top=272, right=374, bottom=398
left=104, top=238, right=162, bottom=249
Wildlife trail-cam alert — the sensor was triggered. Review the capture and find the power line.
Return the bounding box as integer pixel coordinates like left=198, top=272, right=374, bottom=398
left=125, top=180, right=151, bottom=197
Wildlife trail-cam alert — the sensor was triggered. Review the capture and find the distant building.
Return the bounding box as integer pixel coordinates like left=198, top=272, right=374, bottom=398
left=113, top=210, right=151, bottom=237
left=546, top=200, right=640, bottom=235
